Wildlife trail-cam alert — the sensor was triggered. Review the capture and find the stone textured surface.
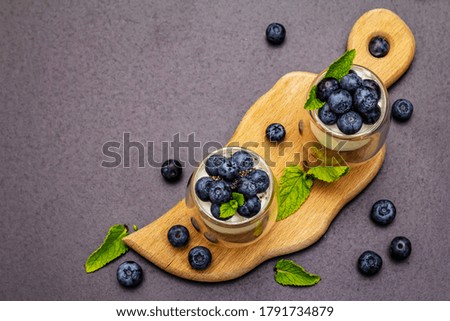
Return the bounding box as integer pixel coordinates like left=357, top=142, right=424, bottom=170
left=1, top=0, right=449, bottom=300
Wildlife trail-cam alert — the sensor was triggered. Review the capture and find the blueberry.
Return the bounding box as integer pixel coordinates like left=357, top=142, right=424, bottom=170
left=265, top=22, right=286, bottom=45
left=340, top=73, right=362, bottom=93
left=354, top=86, right=378, bottom=113
left=316, top=77, right=340, bottom=102
left=360, top=105, right=381, bottom=124
left=195, top=177, right=214, bottom=201
left=237, top=196, right=261, bottom=218
left=392, top=99, right=413, bottom=122
left=390, top=236, right=412, bottom=260
left=265, top=123, right=286, bottom=142
left=362, top=79, right=381, bottom=98
left=358, top=251, right=382, bottom=276
left=205, top=154, right=227, bottom=176
left=237, top=177, right=259, bottom=198
left=211, top=203, right=231, bottom=221
left=337, top=111, right=363, bottom=135
left=167, top=225, right=190, bottom=248
left=188, top=246, right=212, bottom=270
left=318, top=103, right=337, bottom=125
left=247, top=169, right=270, bottom=193
left=328, top=89, right=353, bottom=114
left=208, top=180, right=232, bottom=204
left=218, top=158, right=239, bottom=181
left=370, top=199, right=396, bottom=225
left=116, top=261, right=143, bottom=287
left=231, top=150, right=254, bottom=172
left=161, top=159, right=182, bottom=182
left=369, top=36, right=390, bottom=58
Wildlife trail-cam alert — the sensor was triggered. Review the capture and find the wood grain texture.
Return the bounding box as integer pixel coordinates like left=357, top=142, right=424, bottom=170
left=124, top=8, right=415, bottom=282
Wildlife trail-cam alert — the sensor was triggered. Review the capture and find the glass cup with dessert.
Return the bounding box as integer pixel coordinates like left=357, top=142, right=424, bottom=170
left=308, top=65, right=390, bottom=164
left=186, top=147, right=277, bottom=247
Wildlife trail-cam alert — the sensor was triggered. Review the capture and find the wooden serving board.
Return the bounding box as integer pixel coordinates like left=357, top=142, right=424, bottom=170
left=124, top=8, right=415, bottom=282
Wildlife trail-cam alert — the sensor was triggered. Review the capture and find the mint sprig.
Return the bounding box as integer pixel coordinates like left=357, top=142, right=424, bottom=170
left=324, top=49, right=356, bottom=80
left=277, top=164, right=349, bottom=221
left=275, top=259, right=321, bottom=287
left=220, top=192, right=245, bottom=219
left=85, top=224, right=129, bottom=273
left=304, top=49, right=356, bottom=110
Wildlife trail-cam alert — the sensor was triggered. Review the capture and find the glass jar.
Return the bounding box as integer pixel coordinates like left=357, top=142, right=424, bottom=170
left=186, top=147, right=277, bottom=247
left=308, top=65, right=390, bottom=164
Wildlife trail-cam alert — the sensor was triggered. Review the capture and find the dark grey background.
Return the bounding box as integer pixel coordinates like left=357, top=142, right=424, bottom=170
left=1, top=0, right=449, bottom=300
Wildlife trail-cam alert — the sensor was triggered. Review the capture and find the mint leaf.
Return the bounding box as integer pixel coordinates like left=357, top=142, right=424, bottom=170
left=304, top=85, right=325, bottom=110
left=232, top=192, right=245, bottom=207
left=277, top=165, right=314, bottom=221
left=304, top=49, right=356, bottom=110
left=85, top=224, right=129, bottom=273
left=220, top=202, right=237, bottom=219
left=275, top=259, right=321, bottom=287
left=307, top=166, right=349, bottom=183
left=324, top=49, right=356, bottom=80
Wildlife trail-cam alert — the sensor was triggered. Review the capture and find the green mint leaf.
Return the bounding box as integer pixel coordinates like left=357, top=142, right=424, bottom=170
left=307, top=166, right=349, bottom=183
left=230, top=199, right=238, bottom=209
left=275, top=259, right=321, bottom=287
left=304, top=85, right=325, bottom=110
left=133, top=224, right=138, bottom=231
left=85, top=224, right=129, bottom=273
left=232, top=192, right=245, bottom=207
left=277, top=165, right=314, bottom=221
left=324, top=49, right=356, bottom=80
left=304, top=49, right=356, bottom=111
left=220, top=202, right=237, bottom=219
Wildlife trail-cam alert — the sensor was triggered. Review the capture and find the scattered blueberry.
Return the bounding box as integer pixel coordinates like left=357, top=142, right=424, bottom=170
left=360, top=105, right=381, bottom=124
left=247, top=169, right=270, bottom=193
left=266, top=123, right=286, bottom=142
left=218, top=158, right=239, bottom=181
left=231, top=150, right=254, bottom=172
left=210, top=203, right=230, bottom=221
left=161, top=159, right=182, bottom=182
left=328, top=89, right=353, bottom=114
left=188, top=246, right=212, bottom=270
left=316, top=77, right=340, bottom=102
left=392, top=99, right=413, bottom=122
left=369, top=36, right=390, bottom=58
left=362, top=79, right=381, bottom=98
left=370, top=199, right=396, bottom=226
left=358, top=250, right=383, bottom=276
left=205, top=155, right=227, bottom=176
left=208, top=180, right=232, bottom=204
left=167, top=225, right=190, bottom=248
left=236, top=177, right=259, bottom=198
left=116, top=261, right=143, bottom=287
left=318, top=102, right=338, bottom=125
left=265, top=22, right=286, bottom=45
left=390, top=236, right=412, bottom=260
left=337, top=111, right=363, bottom=135
left=195, top=177, right=214, bottom=201
left=340, top=73, right=362, bottom=93
left=237, top=196, right=261, bottom=218
left=354, top=86, right=378, bottom=113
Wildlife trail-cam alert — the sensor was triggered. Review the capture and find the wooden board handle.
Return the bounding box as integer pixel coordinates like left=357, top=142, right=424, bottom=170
left=347, top=8, right=415, bottom=88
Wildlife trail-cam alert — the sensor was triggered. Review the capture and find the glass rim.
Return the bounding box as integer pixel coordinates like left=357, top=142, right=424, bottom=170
left=191, top=146, right=275, bottom=228
left=309, top=64, right=390, bottom=140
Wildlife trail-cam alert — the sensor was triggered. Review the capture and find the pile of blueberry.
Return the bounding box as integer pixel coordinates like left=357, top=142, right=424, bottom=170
left=195, top=150, right=270, bottom=219
left=316, top=70, right=383, bottom=135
